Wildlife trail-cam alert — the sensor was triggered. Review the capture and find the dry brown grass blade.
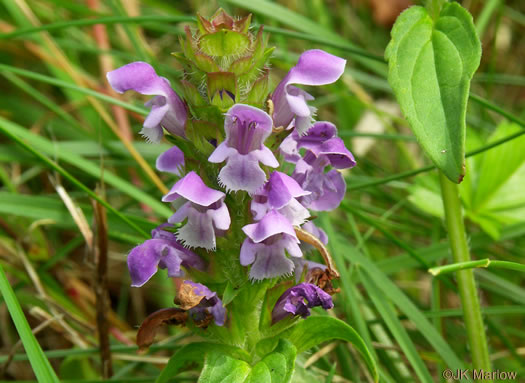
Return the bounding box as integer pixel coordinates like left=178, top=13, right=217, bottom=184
left=91, top=195, right=113, bottom=378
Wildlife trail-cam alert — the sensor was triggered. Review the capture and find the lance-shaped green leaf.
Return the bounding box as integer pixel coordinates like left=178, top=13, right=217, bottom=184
left=385, top=3, right=481, bottom=183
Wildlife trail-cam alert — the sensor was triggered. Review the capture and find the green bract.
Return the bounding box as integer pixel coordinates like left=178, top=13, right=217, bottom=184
left=385, top=3, right=481, bottom=183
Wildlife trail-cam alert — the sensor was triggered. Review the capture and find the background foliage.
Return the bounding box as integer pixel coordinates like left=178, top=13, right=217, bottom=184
left=0, top=0, right=524, bottom=382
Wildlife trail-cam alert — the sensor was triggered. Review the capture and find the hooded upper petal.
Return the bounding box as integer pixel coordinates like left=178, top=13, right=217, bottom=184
left=162, top=171, right=225, bottom=206
left=271, top=50, right=346, bottom=134
left=208, top=104, right=278, bottom=193
left=156, top=146, right=185, bottom=175
left=107, top=62, right=187, bottom=141
left=242, top=210, right=297, bottom=243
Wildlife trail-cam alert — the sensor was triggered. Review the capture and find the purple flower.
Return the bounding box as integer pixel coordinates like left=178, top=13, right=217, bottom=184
left=208, top=104, right=279, bottom=193
left=271, top=283, right=333, bottom=323
left=280, top=121, right=356, bottom=169
left=107, top=62, right=187, bottom=142
left=156, top=146, right=185, bottom=176
left=180, top=281, right=226, bottom=326
left=271, top=50, right=346, bottom=135
left=240, top=210, right=302, bottom=280
left=162, top=171, right=230, bottom=250
left=251, top=171, right=310, bottom=226
left=293, top=153, right=346, bottom=211
left=127, top=224, right=205, bottom=287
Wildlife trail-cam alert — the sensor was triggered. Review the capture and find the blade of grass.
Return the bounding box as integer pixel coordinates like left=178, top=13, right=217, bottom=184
left=357, top=267, right=434, bottom=383
left=0, top=116, right=171, bottom=220
left=0, top=120, right=152, bottom=238
left=0, top=264, right=60, bottom=383
left=320, top=216, right=468, bottom=373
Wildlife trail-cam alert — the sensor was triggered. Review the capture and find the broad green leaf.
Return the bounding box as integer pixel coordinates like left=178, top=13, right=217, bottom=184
left=253, top=339, right=296, bottom=383
left=285, top=316, right=378, bottom=382
left=199, top=351, right=251, bottom=383
left=156, top=343, right=250, bottom=383
left=0, top=265, right=60, bottom=383
left=385, top=3, right=481, bottom=183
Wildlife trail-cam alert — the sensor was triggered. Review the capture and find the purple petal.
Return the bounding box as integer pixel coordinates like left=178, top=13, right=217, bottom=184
left=217, top=152, right=269, bottom=194
left=127, top=239, right=183, bottom=287
left=107, top=62, right=187, bottom=141
left=279, top=134, right=301, bottom=163
left=156, top=146, right=185, bottom=175
left=242, top=210, right=297, bottom=243
left=163, top=171, right=225, bottom=207
left=176, top=206, right=216, bottom=250
left=315, top=138, right=356, bottom=169
left=240, top=238, right=259, bottom=266
left=278, top=198, right=310, bottom=226
left=267, top=171, right=309, bottom=209
left=246, top=241, right=295, bottom=280
left=223, top=104, right=273, bottom=154
left=207, top=201, right=231, bottom=231
left=272, top=50, right=346, bottom=133
left=301, top=169, right=346, bottom=211
left=271, top=283, right=333, bottom=323
left=168, top=201, right=190, bottom=224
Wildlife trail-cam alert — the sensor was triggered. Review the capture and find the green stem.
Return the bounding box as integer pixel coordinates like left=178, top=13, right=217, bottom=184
left=438, top=172, right=492, bottom=381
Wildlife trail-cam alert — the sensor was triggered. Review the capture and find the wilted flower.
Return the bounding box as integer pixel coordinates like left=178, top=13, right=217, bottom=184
left=127, top=224, right=204, bottom=287
left=271, top=50, right=346, bottom=135
left=240, top=210, right=302, bottom=280
left=299, top=221, right=328, bottom=253
left=163, top=171, right=230, bottom=250
left=208, top=104, right=278, bottom=193
left=177, top=280, right=226, bottom=326
left=107, top=62, right=187, bottom=142
left=271, top=283, right=333, bottom=323
left=251, top=171, right=310, bottom=225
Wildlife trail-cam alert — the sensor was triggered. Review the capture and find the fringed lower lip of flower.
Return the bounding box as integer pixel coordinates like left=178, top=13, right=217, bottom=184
left=240, top=210, right=303, bottom=280
left=208, top=104, right=279, bottom=193
left=271, top=49, right=346, bottom=135
left=176, top=280, right=226, bottom=327
left=106, top=61, right=187, bottom=142
left=271, top=282, right=334, bottom=324
left=162, top=171, right=230, bottom=250
left=127, top=224, right=205, bottom=287
left=251, top=171, right=311, bottom=226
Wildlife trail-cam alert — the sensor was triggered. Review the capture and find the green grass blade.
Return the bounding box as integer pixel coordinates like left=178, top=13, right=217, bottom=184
left=0, top=116, right=171, bottom=220
left=0, top=264, right=60, bottom=383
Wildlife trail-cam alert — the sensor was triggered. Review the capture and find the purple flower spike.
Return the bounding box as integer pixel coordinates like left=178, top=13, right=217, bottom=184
left=208, top=104, right=279, bottom=193
left=156, top=146, right=185, bottom=176
left=251, top=171, right=310, bottom=226
left=127, top=225, right=204, bottom=287
left=241, top=210, right=302, bottom=280
left=271, top=50, right=346, bottom=135
left=162, top=172, right=230, bottom=250
left=107, top=62, right=187, bottom=142
left=271, top=283, right=333, bottom=323
left=181, top=281, right=226, bottom=326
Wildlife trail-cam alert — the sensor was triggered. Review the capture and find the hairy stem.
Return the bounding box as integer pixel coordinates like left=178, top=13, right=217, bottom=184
left=439, top=172, right=492, bottom=381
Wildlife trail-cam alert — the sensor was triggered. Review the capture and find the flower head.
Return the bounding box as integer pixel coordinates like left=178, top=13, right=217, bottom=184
left=271, top=50, right=346, bottom=135
left=163, top=172, right=230, bottom=250
left=208, top=104, right=279, bottom=193
left=177, top=281, right=226, bottom=326
left=240, top=210, right=302, bottom=280
left=107, top=62, right=187, bottom=142
left=251, top=171, right=310, bottom=225
left=271, top=283, right=333, bottom=323
left=127, top=224, right=204, bottom=287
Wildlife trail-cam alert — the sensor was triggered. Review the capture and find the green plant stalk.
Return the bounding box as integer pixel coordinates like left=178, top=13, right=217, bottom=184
left=439, top=171, right=492, bottom=380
